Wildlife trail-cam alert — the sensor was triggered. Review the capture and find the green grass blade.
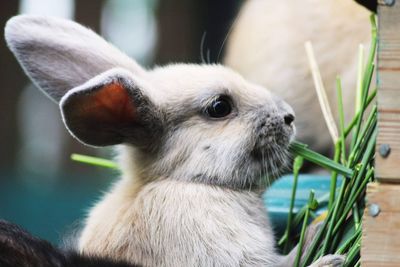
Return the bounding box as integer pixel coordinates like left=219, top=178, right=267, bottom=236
left=328, top=142, right=341, bottom=210
left=344, top=88, right=376, bottom=137
left=283, top=156, right=304, bottom=252
left=336, top=77, right=346, bottom=164
left=71, top=154, right=119, bottom=170
left=289, top=141, right=353, bottom=177
left=295, top=190, right=315, bottom=267
left=355, top=44, right=364, bottom=113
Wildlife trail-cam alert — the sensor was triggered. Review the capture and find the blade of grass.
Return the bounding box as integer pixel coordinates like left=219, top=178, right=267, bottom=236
left=351, top=107, right=377, bottom=165
left=343, top=235, right=361, bottom=267
left=339, top=115, right=376, bottom=218
left=305, top=41, right=339, bottom=144
left=283, top=156, right=304, bottom=253
left=300, top=212, right=333, bottom=267
left=336, top=227, right=361, bottom=254
left=352, top=203, right=360, bottom=230
left=292, top=206, right=307, bottom=229
left=343, top=126, right=377, bottom=208
left=328, top=141, right=341, bottom=210
left=344, top=88, right=376, bottom=137
left=355, top=44, right=365, bottom=113
left=333, top=167, right=374, bottom=236
left=347, top=105, right=377, bottom=167
left=321, top=176, right=349, bottom=254
left=71, top=153, right=119, bottom=170
left=350, top=15, right=377, bottom=149
left=289, top=141, right=353, bottom=177
left=294, top=190, right=315, bottom=267
left=336, top=77, right=346, bottom=164
left=351, top=63, right=374, bottom=149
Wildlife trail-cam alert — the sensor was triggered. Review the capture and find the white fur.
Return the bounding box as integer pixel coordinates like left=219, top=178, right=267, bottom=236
left=76, top=64, right=294, bottom=265
left=79, top=179, right=278, bottom=266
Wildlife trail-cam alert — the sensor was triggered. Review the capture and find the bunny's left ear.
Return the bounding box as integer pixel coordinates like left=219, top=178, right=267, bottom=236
left=60, top=68, right=163, bottom=147
left=5, top=15, right=146, bottom=102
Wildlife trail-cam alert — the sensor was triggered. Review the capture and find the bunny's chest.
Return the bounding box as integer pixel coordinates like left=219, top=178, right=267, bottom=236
left=80, top=180, right=278, bottom=266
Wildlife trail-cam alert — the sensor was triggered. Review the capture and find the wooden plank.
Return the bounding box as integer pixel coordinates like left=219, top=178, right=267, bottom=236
left=377, top=112, right=400, bottom=181
left=364, top=2, right=400, bottom=265
left=363, top=1, right=400, bottom=265
left=362, top=183, right=400, bottom=266
left=375, top=0, right=400, bottom=181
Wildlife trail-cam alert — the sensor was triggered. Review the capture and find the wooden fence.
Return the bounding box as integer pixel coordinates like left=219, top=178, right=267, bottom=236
left=362, top=0, right=400, bottom=266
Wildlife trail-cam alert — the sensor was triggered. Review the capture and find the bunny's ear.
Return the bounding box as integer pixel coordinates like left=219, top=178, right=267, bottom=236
left=4, top=15, right=146, bottom=102
left=60, top=68, right=163, bottom=147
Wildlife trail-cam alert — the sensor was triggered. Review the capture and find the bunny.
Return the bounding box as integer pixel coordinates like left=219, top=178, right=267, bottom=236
left=225, top=0, right=371, bottom=155
left=4, top=15, right=344, bottom=266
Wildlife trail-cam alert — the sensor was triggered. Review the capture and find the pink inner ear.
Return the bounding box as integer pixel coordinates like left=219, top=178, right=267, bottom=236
left=88, top=82, right=137, bottom=125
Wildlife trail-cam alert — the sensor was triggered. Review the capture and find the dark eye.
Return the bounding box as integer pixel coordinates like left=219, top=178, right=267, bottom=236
left=205, top=96, right=232, bottom=118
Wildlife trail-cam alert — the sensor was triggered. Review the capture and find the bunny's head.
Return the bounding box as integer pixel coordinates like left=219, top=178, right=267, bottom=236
left=5, top=15, right=295, bottom=190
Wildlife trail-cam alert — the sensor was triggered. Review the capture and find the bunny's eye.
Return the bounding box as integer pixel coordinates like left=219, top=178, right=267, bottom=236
left=205, top=96, right=232, bottom=118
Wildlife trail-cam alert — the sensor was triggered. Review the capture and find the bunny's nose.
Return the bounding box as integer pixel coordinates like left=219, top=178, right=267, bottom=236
left=284, top=113, right=295, bottom=125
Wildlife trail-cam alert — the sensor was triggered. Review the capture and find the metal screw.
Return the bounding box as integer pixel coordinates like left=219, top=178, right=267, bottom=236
left=379, top=144, right=391, bottom=158
left=383, top=0, right=395, bottom=6
left=369, top=203, right=381, bottom=217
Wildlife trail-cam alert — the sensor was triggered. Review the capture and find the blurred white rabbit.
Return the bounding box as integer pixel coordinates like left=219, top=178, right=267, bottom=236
left=225, top=0, right=371, bottom=154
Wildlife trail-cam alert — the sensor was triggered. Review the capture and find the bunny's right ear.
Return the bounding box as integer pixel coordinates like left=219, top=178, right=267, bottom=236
left=60, top=68, right=163, bottom=147
left=4, top=15, right=146, bottom=102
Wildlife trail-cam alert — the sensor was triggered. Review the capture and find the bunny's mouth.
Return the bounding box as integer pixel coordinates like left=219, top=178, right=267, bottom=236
left=250, top=140, right=291, bottom=182
left=252, top=138, right=290, bottom=165
left=250, top=118, right=295, bottom=178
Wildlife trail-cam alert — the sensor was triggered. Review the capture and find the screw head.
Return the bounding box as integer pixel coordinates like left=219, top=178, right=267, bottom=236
left=384, top=0, right=395, bottom=6
left=379, top=144, right=391, bottom=158
left=369, top=203, right=381, bottom=217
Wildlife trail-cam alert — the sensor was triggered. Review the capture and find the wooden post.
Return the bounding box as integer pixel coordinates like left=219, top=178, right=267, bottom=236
left=362, top=0, right=400, bottom=266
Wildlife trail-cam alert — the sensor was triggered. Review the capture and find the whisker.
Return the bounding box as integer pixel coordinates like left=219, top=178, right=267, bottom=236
left=200, top=32, right=207, bottom=64
left=217, top=13, right=240, bottom=62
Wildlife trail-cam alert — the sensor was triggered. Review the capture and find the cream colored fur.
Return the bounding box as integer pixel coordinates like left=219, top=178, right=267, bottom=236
left=77, top=65, right=293, bottom=266
left=5, top=15, right=344, bottom=266
left=225, top=0, right=371, bottom=153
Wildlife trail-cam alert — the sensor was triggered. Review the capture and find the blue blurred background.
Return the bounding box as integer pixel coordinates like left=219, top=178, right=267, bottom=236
left=0, top=0, right=242, bottom=245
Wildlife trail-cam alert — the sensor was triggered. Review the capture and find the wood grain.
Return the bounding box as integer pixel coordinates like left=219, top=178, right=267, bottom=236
left=362, top=183, right=400, bottom=266
left=376, top=1, right=400, bottom=181
left=363, top=2, right=400, bottom=265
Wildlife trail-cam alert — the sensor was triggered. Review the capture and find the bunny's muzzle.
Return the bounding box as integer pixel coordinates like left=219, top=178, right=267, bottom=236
left=254, top=112, right=295, bottom=148
left=250, top=97, right=296, bottom=169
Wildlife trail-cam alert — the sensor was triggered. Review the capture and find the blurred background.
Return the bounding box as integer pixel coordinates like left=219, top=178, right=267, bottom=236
left=0, top=0, right=241, bottom=244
